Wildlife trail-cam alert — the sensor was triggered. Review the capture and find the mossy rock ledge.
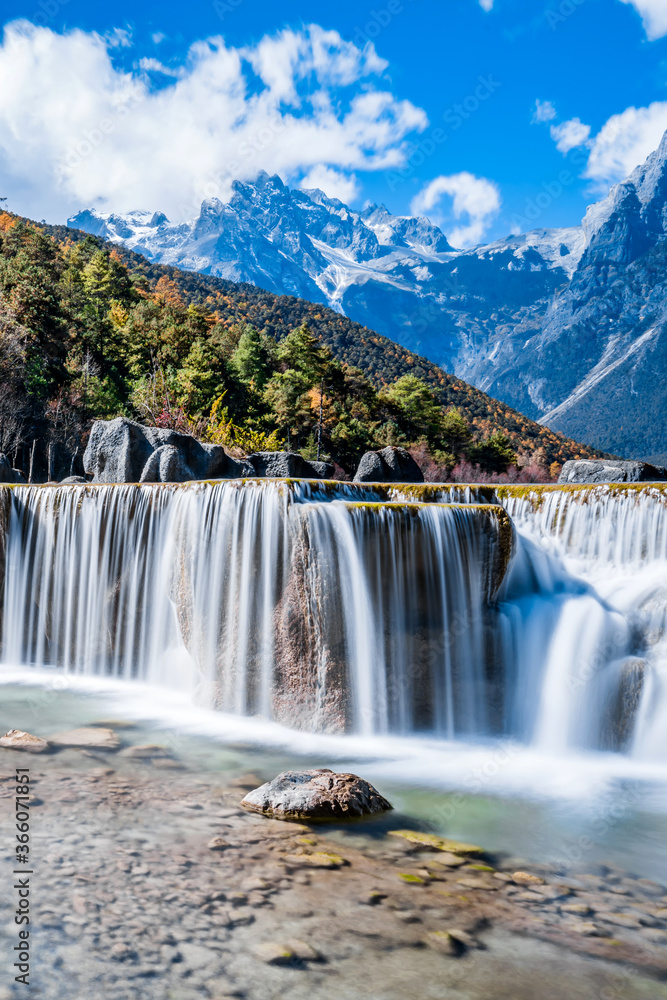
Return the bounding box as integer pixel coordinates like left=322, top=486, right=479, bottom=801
left=241, top=768, right=393, bottom=821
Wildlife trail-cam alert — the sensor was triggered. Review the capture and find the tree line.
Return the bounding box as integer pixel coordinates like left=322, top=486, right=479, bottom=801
left=0, top=216, right=567, bottom=481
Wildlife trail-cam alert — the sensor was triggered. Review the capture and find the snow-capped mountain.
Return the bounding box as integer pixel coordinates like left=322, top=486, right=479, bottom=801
left=69, top=134, right=667, bottom=461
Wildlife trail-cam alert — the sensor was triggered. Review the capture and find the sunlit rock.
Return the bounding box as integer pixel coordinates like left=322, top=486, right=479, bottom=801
left=84, top=416, right=249, bottom=483
left=354, top=446, right=423, bottom=483
left=559, top=459, right=666, bottom=484
left=0, top=729, right=49, bottom=752
left=241, top=768, right=392, bottom=820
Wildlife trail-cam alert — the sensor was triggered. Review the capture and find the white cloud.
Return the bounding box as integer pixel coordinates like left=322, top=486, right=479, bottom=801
left=0, top=21, right=428, bottom=222
left=138, top=57, right=180, bottom=77
left=151, top=32, right=166, bottom=45
left=550, top=117, right=591, bottom=154
left=300, top=165, right=360, bottom=204
left=479, top=0, right=494, bottom=11
left=410, top=172, right=501, bottom=247
left=585, top=101, right=667, bottom=184
left=618, top=0, right=667, bottom=40
left=532, top=99, right=556, bottom=124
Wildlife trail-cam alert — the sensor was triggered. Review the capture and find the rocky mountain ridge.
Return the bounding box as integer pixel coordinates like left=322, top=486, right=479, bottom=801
left=69, top=132, right=667, bottom=461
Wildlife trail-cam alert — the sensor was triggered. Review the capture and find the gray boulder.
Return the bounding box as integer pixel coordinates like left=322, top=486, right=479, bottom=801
left=245, top=451, right=334, bottom=479
left=308, top=460, right=335, bottom=480
left=354, top=446, right=423, bottom=484
left=59, top=476, right=87, bottom=485
left=0, top=454, right=25, bottom=484
left=241, top=768, right=393, bottom=821
left=140, top=444, right=190, bottom=484
left=84, top=420, right=335, bottom=484
left=84, top=418, right=251, bottom=484
left=559, top=459, right=667, bottom=484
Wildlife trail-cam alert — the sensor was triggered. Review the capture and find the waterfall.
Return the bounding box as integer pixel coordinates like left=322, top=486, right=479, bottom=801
left=1, top=480, right=666, bottom=759
left=494, top=485, right=667, bottom=759
left=0, top=482, right=507, bottom=737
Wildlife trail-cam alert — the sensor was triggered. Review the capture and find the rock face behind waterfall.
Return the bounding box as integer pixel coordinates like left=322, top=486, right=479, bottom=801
left=354, top=446, right=424, bottom=483
left=559, top=459, right=667, bottom=484
left=83, top=418, right=333, bottom=483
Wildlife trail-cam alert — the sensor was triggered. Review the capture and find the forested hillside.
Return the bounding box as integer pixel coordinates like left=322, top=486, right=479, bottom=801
left=0, top=212, right=604, bottom=482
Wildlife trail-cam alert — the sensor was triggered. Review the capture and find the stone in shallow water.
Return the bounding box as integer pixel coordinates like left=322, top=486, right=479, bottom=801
left=512, top=871, right=545, bottom=886
left=255, top=939, right=320, bottom=965
left=118, top=744, right=173, bottom=760
left=241, top=768, right=392, bottom=821
left=283, top=852, right=348, bottom=868
left=387, top=829, right=484, bottom=855
left=0, top=729, right=49, bottom=753
left=49, top=727, right=120, bottom=749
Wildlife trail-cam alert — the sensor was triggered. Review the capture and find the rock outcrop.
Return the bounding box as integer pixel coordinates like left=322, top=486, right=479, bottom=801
left=354, top=446, right=424, bottom=484
left=0, top=453, right=26, bottom=484
left=558, top=459, right=667, bottom=484
left=83, top=418, right=247, bottom=483
left=245, top=452, right=334, bottom=479
left=241, top=768, right=393, bottom=820
left=83, top=419, right=333, bottom=483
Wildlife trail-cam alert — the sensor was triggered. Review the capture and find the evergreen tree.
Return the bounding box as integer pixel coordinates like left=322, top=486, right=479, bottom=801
left=276, top=322, right=330, bottom=381
left=229, top=325, right=272, bottom=391
left=467, top=432, right=517, bottom=473
left=175, top=339, right=228, bottom=416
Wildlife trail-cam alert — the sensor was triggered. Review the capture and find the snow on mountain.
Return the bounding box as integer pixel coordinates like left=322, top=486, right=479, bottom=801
left=69, top=170, right=577, bottom=316
left=68, top=133, right=667, bottom=459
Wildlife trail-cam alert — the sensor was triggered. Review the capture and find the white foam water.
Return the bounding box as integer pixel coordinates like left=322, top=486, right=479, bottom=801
left=2, top=480, right=667, bottom=771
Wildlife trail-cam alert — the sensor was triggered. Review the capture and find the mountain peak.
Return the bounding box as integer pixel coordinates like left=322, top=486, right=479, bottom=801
left=581, top=126, right=667, bottom=267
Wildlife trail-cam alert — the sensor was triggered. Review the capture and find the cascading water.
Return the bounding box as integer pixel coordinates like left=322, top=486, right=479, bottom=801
left=0, top=481, right=507, bottom=737
left=496, top=485, right=667, bottom=760
left=1, top=479, right=666, bottom=762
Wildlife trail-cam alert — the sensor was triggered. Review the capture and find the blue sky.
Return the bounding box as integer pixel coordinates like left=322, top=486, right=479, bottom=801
left=1, top=0, right=667, bottom=245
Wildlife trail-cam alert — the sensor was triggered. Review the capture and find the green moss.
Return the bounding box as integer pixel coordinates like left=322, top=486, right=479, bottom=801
left=343, top=501, right=421, bottom=515
left=398, top=872, right=426, bottom=884
left=387, top=483, right=450, bottom=503
left=388, top=829, right=484, bottom=855
left=492, top=482, right=667, bottom=511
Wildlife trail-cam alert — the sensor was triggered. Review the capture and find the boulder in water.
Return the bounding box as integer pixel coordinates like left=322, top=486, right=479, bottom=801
left=241, top=768, right=393, bottom=820
left=245, top=451, right=334, bottom=479
left=59, top=476, right=88, bottom=484
left=49, top=727, right=120, bottom=749
left=354, top=446, right=423, bottom=484
left=0, top=729, right=49, bottom=753
left=559, top=459, right=667, bottom=484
